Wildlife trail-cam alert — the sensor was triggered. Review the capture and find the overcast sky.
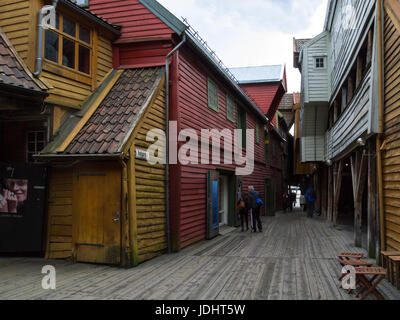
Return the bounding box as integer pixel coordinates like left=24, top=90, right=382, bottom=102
left=158, top=0, right=329, bottom=93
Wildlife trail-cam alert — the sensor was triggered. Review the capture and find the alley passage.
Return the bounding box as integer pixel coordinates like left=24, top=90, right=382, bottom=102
left=1, top=210, right=400, bottom=300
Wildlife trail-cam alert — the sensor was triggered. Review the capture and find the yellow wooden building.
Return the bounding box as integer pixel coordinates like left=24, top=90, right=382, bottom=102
left=38, top=67, right=168, bottom=267
left=0, top=0, right=119, bottom=133
left=380, top=0, right=400, bottom=252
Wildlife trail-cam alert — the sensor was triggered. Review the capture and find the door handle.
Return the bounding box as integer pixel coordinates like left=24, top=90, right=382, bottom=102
left=113, top=212, right=120, bottom=223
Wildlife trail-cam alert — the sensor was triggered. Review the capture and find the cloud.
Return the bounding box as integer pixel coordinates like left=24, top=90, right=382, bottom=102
left=158, top=0, right=328, bottom=92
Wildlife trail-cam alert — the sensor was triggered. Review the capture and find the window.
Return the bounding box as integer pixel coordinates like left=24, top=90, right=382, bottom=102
left=315, top=57, right=325, bottom=69
left=237, top=105, right=247, bottom=149
left=27, top=131, right=46, bottom=162
left=207, top=78, right=219, bottom=112
left=44, top=13, right=92, bottom=75
left=264, top=131, right=270, bottom=163
left=226, top=94, right=235, bottom=122
left=255, top=122, right=260, bottom=145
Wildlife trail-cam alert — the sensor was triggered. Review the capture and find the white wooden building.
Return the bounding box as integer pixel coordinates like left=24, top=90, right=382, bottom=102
left=295, top=0, right=381, bottom=257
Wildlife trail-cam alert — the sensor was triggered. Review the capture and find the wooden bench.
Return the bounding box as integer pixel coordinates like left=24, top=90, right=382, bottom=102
left=338, top=252, right=364, bottom=261
left=355, top=267, right=387, bottom=300
left=388, top=256, right=400, bottom=290
left=338, top=260, right=373, bottom=283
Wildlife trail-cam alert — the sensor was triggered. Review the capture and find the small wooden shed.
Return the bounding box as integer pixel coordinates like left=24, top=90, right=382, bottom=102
left=38, top=67, right=167, bottom=267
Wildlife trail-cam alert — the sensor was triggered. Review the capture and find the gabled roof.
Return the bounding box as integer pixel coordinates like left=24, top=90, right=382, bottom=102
left=0, top=28, right=47, bottom=95
left=137, top=0, right=269, bottom=123
left=278, top=93, right=295, bottom=128
left=293, top=38, right=311, bottom=54
left=38, top=67, right=164, bottom=158
left=229, top=65, right=284, bottom=84
left=60, top=0, right=121, bottom=36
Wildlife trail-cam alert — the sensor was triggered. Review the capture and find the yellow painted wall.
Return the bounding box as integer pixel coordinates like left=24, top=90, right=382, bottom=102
left=0, top=0, right=114, bottom=110
left=0, top=0, right=31, bottom=63
left=46, top=167, right=73, bottom=259
left=128, top=80, right=167, bottom=265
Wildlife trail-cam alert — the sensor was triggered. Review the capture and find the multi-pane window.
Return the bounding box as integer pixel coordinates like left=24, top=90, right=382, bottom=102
left=226, top=94, right=235, bottom=122
left=265, top=131, right=270, bottom=162
left=207, top=78, right=219, bottom=112
left=255, top=122, right=260, bottom=145
left=27, top=131, right=46, bottom=162
left=44, top=13, right=92, bottom=75
left=315, top=57, right=325, bottom=68
left=237, top=106, right=247, bottom=149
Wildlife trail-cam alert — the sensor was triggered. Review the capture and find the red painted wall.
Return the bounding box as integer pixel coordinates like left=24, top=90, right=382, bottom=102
left=89, top=0, right=175, bottom=41
left=240, top=83, right=280, bottom=115
left=88, top=0, right=285, bottom=251
left=173, top=46, right=280, bottom=250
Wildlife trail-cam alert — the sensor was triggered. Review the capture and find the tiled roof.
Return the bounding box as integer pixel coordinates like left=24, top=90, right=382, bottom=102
left=278, top=93, right=294, bottom=128
left=0, top=29, right=46, bottom=94
left=229, top=65, right=284, bottom=84
left=64, top=67, right=164, bottom=155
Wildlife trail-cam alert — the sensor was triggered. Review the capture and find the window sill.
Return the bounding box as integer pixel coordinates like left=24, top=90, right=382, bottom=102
left=43, top=60, right=92, bottom=85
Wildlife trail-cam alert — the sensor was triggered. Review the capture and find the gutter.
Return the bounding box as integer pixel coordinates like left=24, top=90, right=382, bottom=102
left=165, top=33, right=187, bottom=254
left=34, top=153, right=125, bottom=161
left=34, top=0, right=59, bottom=77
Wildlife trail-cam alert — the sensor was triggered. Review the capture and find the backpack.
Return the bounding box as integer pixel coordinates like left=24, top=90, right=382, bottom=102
left=256, top=198, right=264, bottom=207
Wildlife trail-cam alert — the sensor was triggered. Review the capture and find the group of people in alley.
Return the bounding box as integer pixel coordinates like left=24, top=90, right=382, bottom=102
left=237, top=184, right=317, bottom=233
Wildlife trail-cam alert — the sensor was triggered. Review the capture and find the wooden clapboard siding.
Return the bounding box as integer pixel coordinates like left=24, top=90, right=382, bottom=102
left=89, top=0, right=174, bottom=40
left=302, top=32, right=330, bottom=103
left=46, top=167, right=73, bottom=259
left=133, top=84, right=167, bottom=263
left=240, top=82, right=280, bottom=116
left=175, top=47, right=274, bottom=250
left=383, top=9, right=400, bottom=251
left=40, top=69, right=93, bottom=108
left=329, top=69, right=372, bottom=159
left=0, top=0, right=31, bottom=62
left=329, top=0, right=375, bottom=95
left=97, top=35, right=113, bottom=86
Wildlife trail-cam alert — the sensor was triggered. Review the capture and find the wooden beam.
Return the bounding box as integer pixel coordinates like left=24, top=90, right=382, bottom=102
left=328, top=166, right=333, bottom=222
left=334, top=161, right=344, bottom=227
left=368, top=139, right=377, bottom=258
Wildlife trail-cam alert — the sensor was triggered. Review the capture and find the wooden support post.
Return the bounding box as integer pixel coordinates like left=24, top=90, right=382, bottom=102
left=347, top=77, right=354, bottom=103
left=356, top=55, right=363, bottom=88
left=351, top=150, right=368, bottom=248
left=334, top=161, right=344, bottom=227
left=368, top=139, right=377, bottom=258
left=328, top=166, right=333, bottom=221
left=322, top=166, right=328, bottom=218
left=334, top=99, right=339, bottom=123
left=366, top=29, right=373, bottom=66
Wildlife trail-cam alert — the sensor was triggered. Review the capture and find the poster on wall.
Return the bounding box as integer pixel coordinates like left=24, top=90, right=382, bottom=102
left=0, top=177, right=28, bottom=218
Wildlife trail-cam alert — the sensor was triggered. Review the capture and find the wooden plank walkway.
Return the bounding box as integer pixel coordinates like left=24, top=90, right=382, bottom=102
left=1, top=210, right=400, bottom=300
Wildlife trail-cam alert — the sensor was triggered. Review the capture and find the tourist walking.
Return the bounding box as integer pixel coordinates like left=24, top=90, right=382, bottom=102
left=237, top=197, right=249, bottom=232
left=305, top=185, right=316, bottom=218
left=248, top=186, right=263, bottom=232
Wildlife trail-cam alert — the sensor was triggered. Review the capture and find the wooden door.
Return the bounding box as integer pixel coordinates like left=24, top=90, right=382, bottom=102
left=207, top=171, right=220, bottom=239
left=235, top=176, right=244, bottom=227
left=265, top=179, right=276, bottom=217
left=75, top=163, right=121, bottom=265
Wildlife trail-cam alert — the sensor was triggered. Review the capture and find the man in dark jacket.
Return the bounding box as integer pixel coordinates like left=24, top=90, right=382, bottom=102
left=248, top=186, right=262, bottom=233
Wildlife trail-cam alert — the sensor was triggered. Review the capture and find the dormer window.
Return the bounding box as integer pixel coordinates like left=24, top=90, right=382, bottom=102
left=44, top=13, right=92, bottom=75
left=315, top=57, right=325, bottom=69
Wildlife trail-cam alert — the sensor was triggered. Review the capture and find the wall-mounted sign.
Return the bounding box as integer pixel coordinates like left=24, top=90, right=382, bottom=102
left=136, top=149, right=150, bottom=161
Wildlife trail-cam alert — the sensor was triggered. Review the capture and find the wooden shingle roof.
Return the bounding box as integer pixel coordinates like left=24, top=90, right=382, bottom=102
left=0, top=28, right=47, bottom=94
left=64, top=67, right=164, bottom=155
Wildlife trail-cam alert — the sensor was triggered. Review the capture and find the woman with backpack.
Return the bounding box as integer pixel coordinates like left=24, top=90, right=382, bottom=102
left=237, top=197, right=249, bottom=232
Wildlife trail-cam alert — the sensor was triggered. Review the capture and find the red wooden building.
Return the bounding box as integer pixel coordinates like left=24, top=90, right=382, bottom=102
left=89, top=0, right=286, bottom=252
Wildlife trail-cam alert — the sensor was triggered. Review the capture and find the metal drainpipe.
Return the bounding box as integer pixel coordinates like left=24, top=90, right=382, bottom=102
left=34, top=0, right=59, bottom=77
left=165, top=33, right=186, bottom=254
